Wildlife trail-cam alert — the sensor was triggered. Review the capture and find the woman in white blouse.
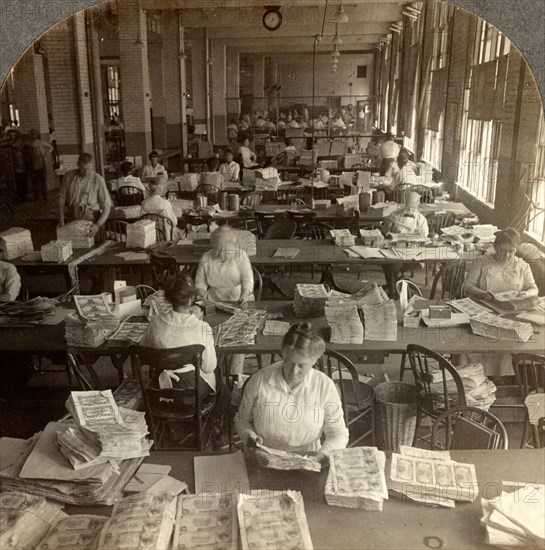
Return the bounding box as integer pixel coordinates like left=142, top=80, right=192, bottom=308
left=235, top=323, right=349, bottom=464
left=195, top=225, right=253, bottom=303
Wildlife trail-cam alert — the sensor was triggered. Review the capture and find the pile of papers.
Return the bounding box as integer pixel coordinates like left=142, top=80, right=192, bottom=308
left=330, top=228, right=356, bottom=247
left=428, top=363, right=496, bottom=411
left=214, top=309, right=267, bottom=347
left=111, top=205, right=142, bottom=220
left=126, top=219, right=156, bottom=249
left=325, top=447, right=388, bottom=511
left=40, top=240, right=73, bottom=263
left=0, top=297, right=56, bottom=325
left=294, top=284, right=330, bottom=317
left=174, top=494, right=238, bottom=550
left=262, top=320, right=291, bottom=337
left=470, top=311, right=534, bottom=343
left=34, top=514, right=107, bottom=550
left=0, top=429, right=143, bottom=505
left=65, top=313, right=107, bottom=347
left=74, top=294, right=120, bottom=332
left=387, top=446, right=478, bottom=507
left=254, top=443, right=321, bottom=472
left=97, top=492, right=177, bottom=550
left=360, top=228, right=385, bottom=247
left=273, top=247, right=300, bottom=259
left=238, top=490, right=314, bottom=550
left=481, top=483, right=545, bottom=547
left=144, top=290, right=172, bottom=317
left=0, top=227, right=34, bottom=260
left=447, top=297, right=491, bottom=318
left=57, top=221, right=95, bottom=249
left=325, top=304, right=363, bottom=344
left=361, top=300, right=398, bottom=341
left=59, top=390, right=151, bottom=469
left=346, top=245, right=398, bottom=260
left=0, top=490, right=65, bottom=549
left=107, top=318, right=149, bottom=345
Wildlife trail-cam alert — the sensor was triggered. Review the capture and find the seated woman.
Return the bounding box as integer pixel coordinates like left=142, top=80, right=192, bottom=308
left=0, top=260, right=22, bottom=302
left=235, top=323, right=349, bottom=463
left=195, top=225, right=253, bottom=376
left=465, top=227, right=538, bottom=301
left=201, top=156, right=224, bottom=188
left=195, top=225, right=253, bottom=303
left=141, top=178, right=184, bottom=240
left=113, top=161, right=146, bottom=193
left=140, top=273, right=217, bottom=399
left=461, top=227, right=539, bottom=377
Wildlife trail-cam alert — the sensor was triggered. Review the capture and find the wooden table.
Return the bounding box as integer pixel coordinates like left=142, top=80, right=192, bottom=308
left=70, top=449, right=545, bottom=550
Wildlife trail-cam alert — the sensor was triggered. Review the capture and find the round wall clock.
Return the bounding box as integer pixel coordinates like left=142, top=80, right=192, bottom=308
left=262, top=7, right=282, bottom=31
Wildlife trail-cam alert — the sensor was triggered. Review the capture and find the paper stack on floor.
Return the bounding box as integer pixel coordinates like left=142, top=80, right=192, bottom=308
left=325, top=304, right=363, bottom=344
left=330, top=228, right=356, bottom=247
left=387, top=447, right=478, bottom=507
left=361, top=300, right=398, bottom=341
left=126, top=219, right=156, bottom=249
left=0, top=227, right=34, bottom=260
left=173, top=494, right=238, bottom=550
left=238, top=490, right=314, bottom=550
left=325, top=447, right=388, bottom=511
left=481, top=483, right=545, bottom=548
left=294, top=284, right=330, bottom=317
left=57, top=221, right=95, bottom=248
left=59, top=390, right=151, bottom=469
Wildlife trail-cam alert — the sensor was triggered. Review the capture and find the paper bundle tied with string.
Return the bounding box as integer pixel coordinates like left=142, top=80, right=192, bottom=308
left=0, top=227, right=34, bottom=260
left=111, top=205, right=142, bottom=220
left=41, top=240, right=73, bottom=263
left=57, top=221, right=95, bottom=249
left=294, top=284, right=330, bottom=317
left=176, top=173, right=199, bottom=191
left=126, top=219, right=156, bottom=249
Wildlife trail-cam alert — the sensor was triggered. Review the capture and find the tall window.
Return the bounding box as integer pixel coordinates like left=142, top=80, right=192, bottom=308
left=105, top=66, right=121, bottom=119
left=458, top=21, right=510, bottom=204
left=526, top=115, right=545, bottom=242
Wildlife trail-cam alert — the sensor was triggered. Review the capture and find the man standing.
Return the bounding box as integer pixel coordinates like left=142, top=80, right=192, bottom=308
left=5, top=127, right=27, bottom=202
left=25, top=129, right=53, bottom=200
left=58, top=153, right=112, bottom=237
left=379, top=133, right=401, bottom=176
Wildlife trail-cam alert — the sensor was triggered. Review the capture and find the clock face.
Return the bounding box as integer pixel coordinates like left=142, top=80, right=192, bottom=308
left=263, top=9, right=282, bottom=31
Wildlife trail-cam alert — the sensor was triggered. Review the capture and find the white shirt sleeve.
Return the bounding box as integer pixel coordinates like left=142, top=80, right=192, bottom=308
left=195, top=254, right=209, bottom=298
left=317, top=378, right=349, bottom=456
left=234, top=372, right=260, bottom=445
left=0, top=262, right=22, bottom=302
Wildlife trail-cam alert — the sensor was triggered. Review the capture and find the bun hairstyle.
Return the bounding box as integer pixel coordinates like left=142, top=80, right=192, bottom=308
left=494, top=227, right=521, bottom=249
left=282, top=323, right=326, bottom=358
left=163, top=273, right=195, bottom=309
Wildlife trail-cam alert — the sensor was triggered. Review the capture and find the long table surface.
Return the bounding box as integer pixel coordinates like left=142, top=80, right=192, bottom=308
left=1, top=300, right=543, bottom=356
left=72, top=449, right=544, bottom=550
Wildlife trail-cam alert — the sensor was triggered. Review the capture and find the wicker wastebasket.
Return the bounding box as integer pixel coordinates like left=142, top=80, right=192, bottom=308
left=374, top=382, right=417, bottom=452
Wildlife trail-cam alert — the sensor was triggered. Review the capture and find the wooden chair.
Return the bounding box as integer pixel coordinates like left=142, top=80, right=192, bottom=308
left=524, top=394, right=545, bottom=449
left=149, top=251, right=195, bottom=288
left=136, top=284, right=156, bottom=302
left=276, top=186, right=306, bottom=205
left=430, top=405, right=508, bottom=450
left=303, top=222, right=333, bottom=240
left=249, top=265, right=263, bottom=302
left=349, top=163, right=367, bottom=171
left=426, top=211, right=456, bottom=235
left=411, top=185, right=435, bottom=203
left=104, top=219, right=128, bottom=243
left=331, top=209, right=360, bottom=234
left=315, top=350, right=375, bottom=447
left=391, top=183, right=413, bottom=204
left=118, top=186, right=145, bottom=206
left=131, top=344, right=217, bottom=450
left=511, top=353, right=545, bottom=448
left=264, top=219, right=297, bottom=240
left=407, top=344, right=467, bottom=446
left=429, top=260, right=467, bottom=300
left=286, top=210, right=317, bottom=237
left=241, top=191, right=263, bottom=208
left=141, top=213, right=174, bottom=241
left=396, top=279, right=423, bottom=381
left=254, top=211, right=282, bottom=238
left=195, top=183, right=219, bottom=203
left=182, top=212, right=211, bottom=231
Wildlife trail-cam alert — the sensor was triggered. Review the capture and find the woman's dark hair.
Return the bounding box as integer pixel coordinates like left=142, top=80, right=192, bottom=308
left=284, top=138, right=293, bottom=146
left=120, top=161, right=133, bottom=176
left=148, top=150, right=159, bottom=160
left=206, top=157, right=220, bottom=172
left=163, top=273, right=195, bottom=309
left=282, top=323, right=325, bottom=358
left=494, top=227, right=521, bottom=249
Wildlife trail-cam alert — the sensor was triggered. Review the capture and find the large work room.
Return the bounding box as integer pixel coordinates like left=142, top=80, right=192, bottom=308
left=0, top=0, right=544, bottom=548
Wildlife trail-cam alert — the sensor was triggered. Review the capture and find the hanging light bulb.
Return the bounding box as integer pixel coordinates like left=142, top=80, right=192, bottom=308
left=332, top=23, right=343, bottom=45
left=331, top=2, right=349, bottom=24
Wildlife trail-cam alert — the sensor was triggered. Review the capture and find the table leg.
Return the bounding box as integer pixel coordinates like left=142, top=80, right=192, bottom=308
left=110, top=353, right=129, bottom=385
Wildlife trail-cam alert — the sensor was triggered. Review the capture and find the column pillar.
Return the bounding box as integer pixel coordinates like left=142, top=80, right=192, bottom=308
left=12, top=50, right=49, bottom=137
left=253, top=55, right=265, bottom=114
left=162, top=11, right=182, bottom=149
left=226, top=47, right=240, bottom=125
left=210, top=39, right=227, bottom=145
left=188, top=28, right=208, bottom=131
left=117, top=0, right=152, bottom=157
left=148, top=39, right=167, bottom=149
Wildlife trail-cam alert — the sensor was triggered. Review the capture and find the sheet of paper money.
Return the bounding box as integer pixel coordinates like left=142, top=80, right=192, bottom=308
left=66, top=390, right=121, bottom=427
left=36, top=515, right=107, bottom=550
left=325, top=304, right=363, bottom=344
left=238, top=490, right=314, bottom=550
left=173, top=494, right=238, bottom=550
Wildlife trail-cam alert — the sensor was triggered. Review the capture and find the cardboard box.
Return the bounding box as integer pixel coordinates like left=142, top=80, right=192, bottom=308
left=194, top=300, right=216, bottom=316
left=429, top=305, right=452, bottom=319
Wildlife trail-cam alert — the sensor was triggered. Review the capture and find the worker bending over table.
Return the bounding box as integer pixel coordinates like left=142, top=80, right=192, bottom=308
left=57, top=153, right=112, bottom=238
left=235, top=323, right=349, bottom=463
